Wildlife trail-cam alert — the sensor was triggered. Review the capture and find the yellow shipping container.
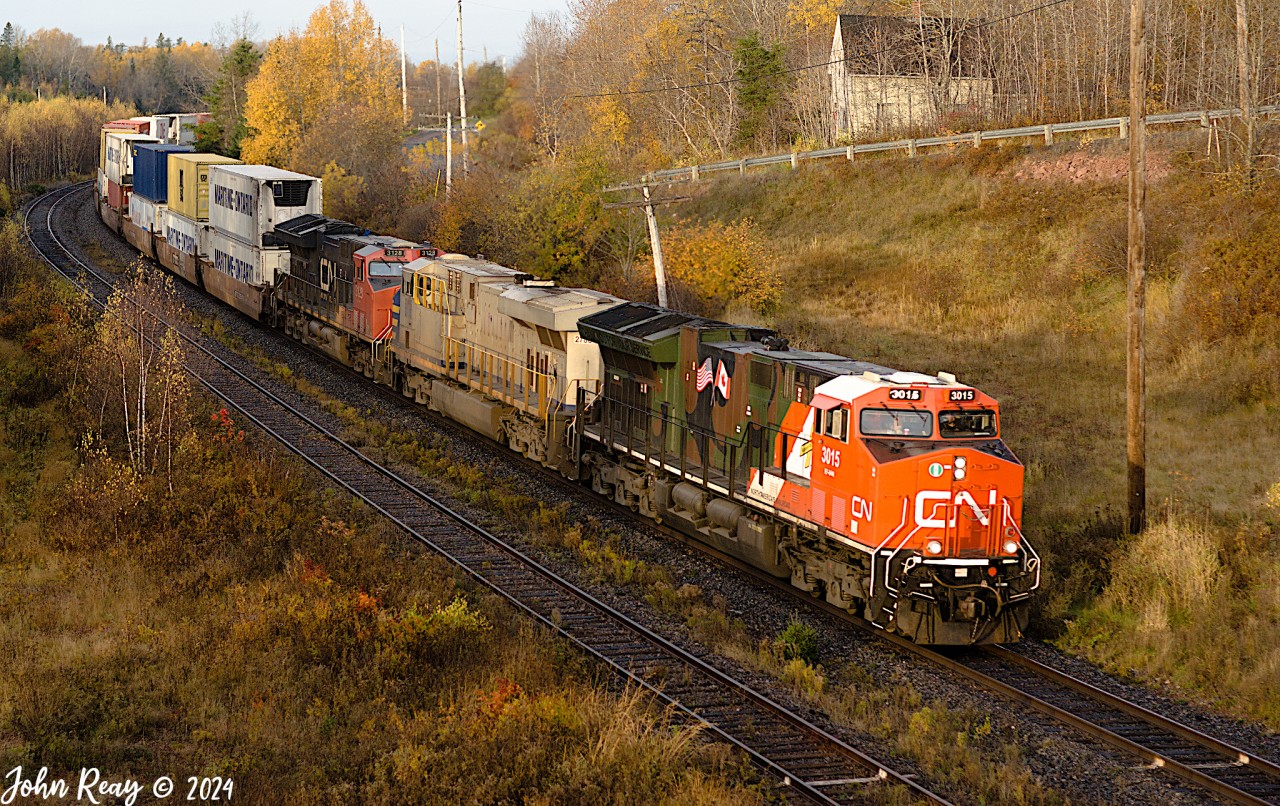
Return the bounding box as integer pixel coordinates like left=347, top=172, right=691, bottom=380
left=167, top=153, right=241, bottom=222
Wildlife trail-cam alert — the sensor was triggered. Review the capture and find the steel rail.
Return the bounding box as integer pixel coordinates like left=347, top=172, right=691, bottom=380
left=22, top=183, right=950, bottom=806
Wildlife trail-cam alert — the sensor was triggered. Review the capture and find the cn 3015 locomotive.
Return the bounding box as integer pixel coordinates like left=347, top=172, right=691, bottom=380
left=96, top=114, right=1040, bottom=644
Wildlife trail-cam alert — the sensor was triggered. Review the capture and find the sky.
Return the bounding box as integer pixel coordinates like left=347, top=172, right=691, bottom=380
left=8, top=0, right=570, bottom=66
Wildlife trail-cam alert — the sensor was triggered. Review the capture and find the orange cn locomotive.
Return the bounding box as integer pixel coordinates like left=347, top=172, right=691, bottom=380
left=575, top=304, right=1039, bottom=644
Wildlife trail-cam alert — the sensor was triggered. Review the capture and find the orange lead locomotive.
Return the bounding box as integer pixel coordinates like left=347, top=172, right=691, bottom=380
left=575, top=304, right=1039, bottom=644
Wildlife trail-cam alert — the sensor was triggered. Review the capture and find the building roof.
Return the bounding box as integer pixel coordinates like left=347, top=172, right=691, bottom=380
left=834, top=13, right=990, bottom=78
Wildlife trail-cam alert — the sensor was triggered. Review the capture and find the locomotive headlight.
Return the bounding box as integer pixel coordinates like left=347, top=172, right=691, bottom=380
left=954, top=456, right=967, bottom=469
left=1003, top=540, right=1019, bottom=554
left=954, top=468, right=966, bottom=480
left=925, top=539, right=943, bottom=556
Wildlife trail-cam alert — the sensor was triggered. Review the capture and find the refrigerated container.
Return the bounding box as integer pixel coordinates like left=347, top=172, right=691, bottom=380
left=104, top=132, right=158, bottom=186
left=208, top=165, right=322, bottom=247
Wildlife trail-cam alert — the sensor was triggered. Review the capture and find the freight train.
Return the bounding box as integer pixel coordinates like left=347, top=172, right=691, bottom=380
left=94, top=115, right=1040, bottom=644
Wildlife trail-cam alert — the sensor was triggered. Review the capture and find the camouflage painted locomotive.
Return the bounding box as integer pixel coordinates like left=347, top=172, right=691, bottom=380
left=573, top=304, right=1039, bottom=645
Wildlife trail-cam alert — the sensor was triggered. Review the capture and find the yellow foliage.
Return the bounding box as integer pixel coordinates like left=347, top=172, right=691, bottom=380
left=659, top=219, right=781, bottom=315
left=788, top=0, right=843, bottom=31
left=242, top=0, right=402, bottom=169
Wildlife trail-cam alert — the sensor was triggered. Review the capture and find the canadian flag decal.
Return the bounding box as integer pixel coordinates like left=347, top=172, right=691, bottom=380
left=715, top=360, right=731, bottom=400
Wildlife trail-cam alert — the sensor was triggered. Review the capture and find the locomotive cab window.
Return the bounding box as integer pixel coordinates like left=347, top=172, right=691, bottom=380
left=820, top=407, right=849, bottom=442
left=860, top=408, right=933, bottom=438
left=939, top=409, right=997, bottom=438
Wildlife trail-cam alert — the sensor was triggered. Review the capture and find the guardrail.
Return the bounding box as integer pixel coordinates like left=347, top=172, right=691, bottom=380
left=607, top=104, right=1279, bottom=191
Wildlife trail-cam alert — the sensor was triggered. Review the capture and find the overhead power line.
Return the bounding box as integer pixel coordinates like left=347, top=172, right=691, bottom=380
left=569, top=0, right=1076, bottom=99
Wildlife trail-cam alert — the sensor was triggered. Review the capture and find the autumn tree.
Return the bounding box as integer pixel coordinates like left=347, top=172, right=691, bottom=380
left=88, top=266, right=193, bottom=481
left=241, top=0, right=401, bottom=171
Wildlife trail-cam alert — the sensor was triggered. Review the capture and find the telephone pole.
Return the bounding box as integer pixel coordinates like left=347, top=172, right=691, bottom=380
left=1127, top=0, right=1147, bottom=535
left=456, top=0, right=469, bottom=176
left=446, top=113, right=454, bottom=198
left=641, top=184, right=670, bottom=308
left=1235, top=0, right=1255, bottom=182
left=434, top=39, right=442, bottom=122
left=400, top=26, right=408, bottom=127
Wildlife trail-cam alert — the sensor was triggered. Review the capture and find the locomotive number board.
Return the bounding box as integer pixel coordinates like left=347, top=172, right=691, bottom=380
left=888, top=389, right=922, bottom=401
left=949, top=389, right=977, bottom=402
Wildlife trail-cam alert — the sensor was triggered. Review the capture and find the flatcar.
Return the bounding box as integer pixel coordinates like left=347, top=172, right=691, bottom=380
left=94, top=118, right=1039, bottom=645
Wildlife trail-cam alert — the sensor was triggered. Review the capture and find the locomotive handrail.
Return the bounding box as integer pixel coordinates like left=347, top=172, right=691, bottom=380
left=1002, top=501, right=1041, bottom=596
left=868, top=497, right=910, bottom=600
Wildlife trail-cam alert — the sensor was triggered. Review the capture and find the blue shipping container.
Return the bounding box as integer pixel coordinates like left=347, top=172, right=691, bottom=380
left=132, top=143, right=194, bottom=203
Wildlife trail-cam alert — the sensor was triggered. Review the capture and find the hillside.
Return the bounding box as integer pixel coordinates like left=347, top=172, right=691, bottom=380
left=662, top=132, right=1280, bottom=726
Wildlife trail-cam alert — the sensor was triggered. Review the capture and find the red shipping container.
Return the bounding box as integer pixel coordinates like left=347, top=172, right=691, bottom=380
left=103, top=118, right=150, bottom=134
left=106, top=179, right=130, bottom=212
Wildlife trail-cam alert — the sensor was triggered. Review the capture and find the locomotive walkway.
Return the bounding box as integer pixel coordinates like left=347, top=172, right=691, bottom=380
left=24, top=182, right=948, bottom=806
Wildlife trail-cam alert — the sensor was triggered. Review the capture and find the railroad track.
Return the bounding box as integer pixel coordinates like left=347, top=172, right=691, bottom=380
left=24, top=183, right=948, bottom=805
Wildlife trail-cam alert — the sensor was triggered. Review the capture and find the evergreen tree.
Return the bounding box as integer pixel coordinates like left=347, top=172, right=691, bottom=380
left=0, top=22, right=20, bottom=87
left=733, top=34, right=787, bottom=146
left=198, top=38, right=261, bottom=156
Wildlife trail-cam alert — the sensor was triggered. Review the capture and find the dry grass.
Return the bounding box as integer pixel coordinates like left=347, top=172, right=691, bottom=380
left=674, top=134, right=1280, bottom=727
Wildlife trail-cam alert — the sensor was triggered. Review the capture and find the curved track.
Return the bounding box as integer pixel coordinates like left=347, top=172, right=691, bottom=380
left=24, top=183, right=949, bottom=806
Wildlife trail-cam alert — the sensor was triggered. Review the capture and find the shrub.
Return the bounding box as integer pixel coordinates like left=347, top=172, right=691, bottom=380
left=774, top=617, right=819, bottom=665
left=658, top=219, right=781, bottom=315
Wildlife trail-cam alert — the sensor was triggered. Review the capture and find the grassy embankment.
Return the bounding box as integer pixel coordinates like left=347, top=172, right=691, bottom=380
left=0, top=218, right=764, bottom=803
left=671, top=133, right=1280, bottom=727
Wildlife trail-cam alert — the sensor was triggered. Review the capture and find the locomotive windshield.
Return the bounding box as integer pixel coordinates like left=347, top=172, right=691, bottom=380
left=860, top=408, right=933, bottom=438
left=367, top=260, right=402, bottom=277
left=939, top=409, right=998, bottom=438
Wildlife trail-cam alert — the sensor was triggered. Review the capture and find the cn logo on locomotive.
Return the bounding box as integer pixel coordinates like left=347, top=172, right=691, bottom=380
left=913, top=489, right=995, bottom=529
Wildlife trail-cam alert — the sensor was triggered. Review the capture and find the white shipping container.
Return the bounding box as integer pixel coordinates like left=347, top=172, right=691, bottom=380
left=208, top=165, right=322, bottom=247
left=165, top=211, right=200, bottom=257
left=128, top=194, right=162, bottom=233
left=104, top=132, right=158, bottom=185
left=147, top=113, right=202, bottom=145
left=206, top=229, right=290, bottom=288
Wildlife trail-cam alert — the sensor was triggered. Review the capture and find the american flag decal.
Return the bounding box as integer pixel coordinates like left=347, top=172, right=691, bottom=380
left=695, top=358, right=713, bottom=391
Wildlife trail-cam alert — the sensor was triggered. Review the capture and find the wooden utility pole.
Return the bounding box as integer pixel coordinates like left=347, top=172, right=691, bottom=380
left=445, top=112, right=453, bottom=198
left=456, top=0, right=469, bottom=176
left=435, top=39, right=442, bottom=122
left=1127, top=0, right=1147, bottom=535
left=641, top=184, right=670, bottom=308
left=1234, top=0, right=1255, bottom=182
left=400, top=26, right=408, bottom=127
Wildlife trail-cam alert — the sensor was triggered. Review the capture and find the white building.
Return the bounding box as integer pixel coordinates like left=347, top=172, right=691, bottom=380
left=830, top=14, right=994, bottom=139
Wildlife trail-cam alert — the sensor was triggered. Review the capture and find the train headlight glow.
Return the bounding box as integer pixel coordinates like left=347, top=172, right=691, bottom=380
left=1003, top=540, right=1019, bottom=554
left=925, top=540, right=943, bottom=556
left=954, top=468, right=966, bottom=480
left=954, top=456, right=967, bottom=469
